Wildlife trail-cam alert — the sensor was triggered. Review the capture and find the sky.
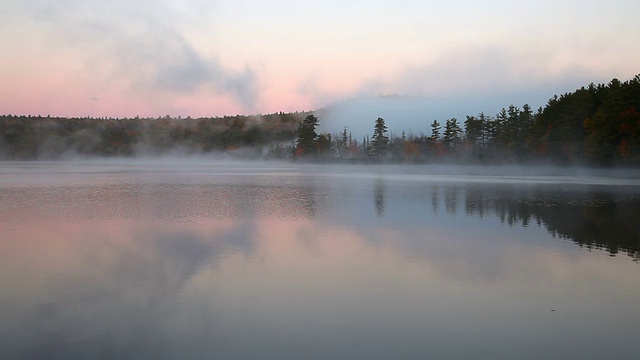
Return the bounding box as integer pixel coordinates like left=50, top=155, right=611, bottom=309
left=1, top=0, right=639, bottom=126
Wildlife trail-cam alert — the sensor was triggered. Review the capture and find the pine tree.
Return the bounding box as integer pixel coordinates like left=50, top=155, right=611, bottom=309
left=370, top=117, right=389, bottom=158
left=339, top=126, right=349, bottom=158
left=294, top=114, right=319, bottom=157
left=443, top=118, right=461, bottom=150
left=430, top=120, right=441, bottom=142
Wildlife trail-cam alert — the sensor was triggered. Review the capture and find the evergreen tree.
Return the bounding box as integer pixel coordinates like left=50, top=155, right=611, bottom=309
left=443, top=118, right=462, bottom=150
left=370, top=117, right=389, bottom=158
left=519, top=104, right=534, bottom=158
left=294, top=114, right=319, bottom=157
left=430, top=120, right=441, bottom=142
left=339, top=126, right=349, bottom=158
left=488, top=108, right=509, bottom=157
left=464, top=115, right=483, bottom=147
left=464, top=115, right=485, bottom=159
left=477, top=112, right=492, bottom=150
left=341, top=127, right=348, bottom=148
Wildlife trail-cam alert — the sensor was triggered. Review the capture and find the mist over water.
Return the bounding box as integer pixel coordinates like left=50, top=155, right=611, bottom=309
left=1, top=160, right=640, bottom=359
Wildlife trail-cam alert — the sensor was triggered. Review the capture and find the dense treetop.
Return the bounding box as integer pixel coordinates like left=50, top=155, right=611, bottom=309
left=1, top=74, right=639, bottom=166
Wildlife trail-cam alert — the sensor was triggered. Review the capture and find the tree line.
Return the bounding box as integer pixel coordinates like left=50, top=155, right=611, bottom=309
left=292, top=75, right=640, bottom=166
left=1, top=74, right=639, bottom=165
left=0, top=112, right=306, bottom=160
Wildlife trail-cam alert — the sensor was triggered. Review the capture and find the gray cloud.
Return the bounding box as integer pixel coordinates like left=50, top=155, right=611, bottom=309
left=27, top=0, right=259, bottom=110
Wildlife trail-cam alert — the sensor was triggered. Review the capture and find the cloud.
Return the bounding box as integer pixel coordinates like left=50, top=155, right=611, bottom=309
left=296, top=75, right=347, bottom=110
left=354, top=45, right=612, bottom=99
left=26, top=0, right=260, bottom=110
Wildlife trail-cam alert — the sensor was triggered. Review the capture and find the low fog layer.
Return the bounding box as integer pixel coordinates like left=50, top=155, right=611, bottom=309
left=3, top=159, right=640, bottom=188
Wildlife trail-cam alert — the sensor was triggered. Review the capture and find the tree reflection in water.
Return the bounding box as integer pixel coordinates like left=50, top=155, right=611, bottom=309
left=425, top=184, right=640, bottom=261
left=374, top=180, right=385, bottom=216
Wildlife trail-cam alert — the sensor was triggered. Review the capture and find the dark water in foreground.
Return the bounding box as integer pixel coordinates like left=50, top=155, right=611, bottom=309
left=1, top=161, right=639, bottom=360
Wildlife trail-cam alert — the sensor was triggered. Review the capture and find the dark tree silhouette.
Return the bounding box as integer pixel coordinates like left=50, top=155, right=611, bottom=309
left=370, top=117, right=389, bottom=158
left=443, top=118, right=462, bottom=152
left=294, top=114, right=320, bottom=158
left=430, top=120, right=441, bottom=142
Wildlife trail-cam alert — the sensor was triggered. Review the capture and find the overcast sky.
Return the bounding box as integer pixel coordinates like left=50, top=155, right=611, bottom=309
left=1, top=0, right=639, bottom=120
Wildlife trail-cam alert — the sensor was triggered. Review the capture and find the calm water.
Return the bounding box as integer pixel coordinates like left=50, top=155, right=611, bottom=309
left=1, top=160, right=640, bottom=360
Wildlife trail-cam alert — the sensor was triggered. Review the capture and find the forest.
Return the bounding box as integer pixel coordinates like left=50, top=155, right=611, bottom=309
left=1, top=75, right=639, bottom=166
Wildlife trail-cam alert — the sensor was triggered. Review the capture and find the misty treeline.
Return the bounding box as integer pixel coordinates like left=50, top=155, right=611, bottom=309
left=1, top=75, right=639, bottom=165
left=0, top=112, right=307, bottom=160
left=293, top=75, right=640, bottom=166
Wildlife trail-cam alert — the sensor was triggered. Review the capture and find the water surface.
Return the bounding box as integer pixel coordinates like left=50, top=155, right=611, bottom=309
left=1, top=161, right=639, bottom=359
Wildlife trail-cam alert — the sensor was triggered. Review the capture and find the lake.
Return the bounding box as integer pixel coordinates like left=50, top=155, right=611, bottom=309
left=1, top=160, right=639, bottom=360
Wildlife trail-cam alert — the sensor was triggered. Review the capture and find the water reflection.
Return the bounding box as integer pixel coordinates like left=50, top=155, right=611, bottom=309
left=431, top=186, right=439, bottom=214
left=418, top=184, right=640, bottom=260
left=2, top=164, right=640, bottom=359
left=444, top=186, right=459, bottom=215
left=2, top=173, right=639, bottom=260
left=1, top=217, right=640, bottom=360
left=0, top=183, right=324, bottom=222
left=373, top=180, right=385, bottom=216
